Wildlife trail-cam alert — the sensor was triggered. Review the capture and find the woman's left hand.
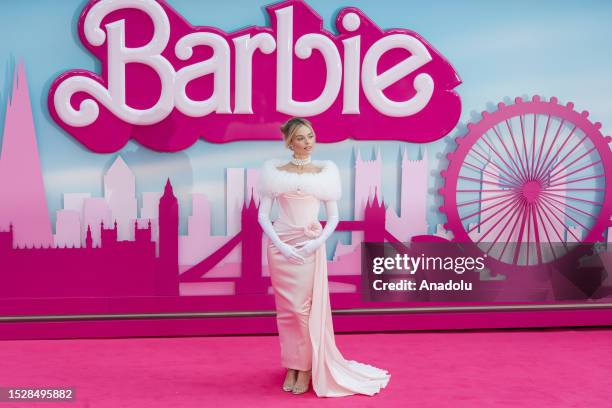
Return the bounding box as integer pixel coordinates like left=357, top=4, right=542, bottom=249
left=294, top=239, right=322, bottom=256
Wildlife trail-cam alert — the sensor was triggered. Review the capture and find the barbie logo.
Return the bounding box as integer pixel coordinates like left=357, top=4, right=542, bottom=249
left=48, top=0, right=462, bottom=152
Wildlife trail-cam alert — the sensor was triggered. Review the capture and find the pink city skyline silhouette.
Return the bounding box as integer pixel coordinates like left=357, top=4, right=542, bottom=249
left=0, top=62, right=437, bottom=299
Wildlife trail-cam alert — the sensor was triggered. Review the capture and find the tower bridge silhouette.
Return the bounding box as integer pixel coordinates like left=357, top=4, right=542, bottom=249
left=179, top=191, right=425, bottom=295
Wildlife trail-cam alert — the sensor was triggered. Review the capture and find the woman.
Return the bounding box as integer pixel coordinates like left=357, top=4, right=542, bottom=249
left=257, top=117, right=391, bottom=397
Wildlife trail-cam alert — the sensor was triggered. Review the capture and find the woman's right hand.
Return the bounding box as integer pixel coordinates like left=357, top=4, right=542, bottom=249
left=277, top=242, right=305, bottom=264
left=258, top=194, right=304, bottom=264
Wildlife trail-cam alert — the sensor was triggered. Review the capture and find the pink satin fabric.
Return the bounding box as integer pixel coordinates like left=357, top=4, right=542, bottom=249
left=267, top=191, right=391, bottom=397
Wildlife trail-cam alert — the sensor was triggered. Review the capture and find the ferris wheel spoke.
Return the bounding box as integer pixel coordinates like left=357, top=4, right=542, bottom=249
left=491, top=125, right=528, bottom=183
left=546, top=188, right=604, bottom=192
left=530, top=203, right=544, bottom=264
left=458, top=175, right=516, bottom=188
left=525, top=204, right=533, bottom=264
left=538, top=193, right=597, bottom=219
left=457, top=190, right=518, bottom=208
left=464, top=152, right=490, bottom=168
left=548, top=160, right=602, bottom=186
left=548, top=146, right=597, bottom=180
left=457, top=189, right=512, bottom=193
left=533, top=114, right=552, bottom=180
left=536, top=201, right=568, bottom=251
left=523, top=203, right=542, bottom=265
left=546, top=173, right=605, bottom=189
left=485, top=199, right=522, bottom=254
left=539, top=195, right=589, bottom=232
left=497, top=199, right=527, bottom=260
left=530, top=114, right=538, bottom=180
left=519, top=114, right=532, bottom=179
left=540, top=190, right=602, bottom=206
left=467, top=195, right=519, bottom=235
left=474, top=196, right=523, bottom=241
left=462, top=161, right=522, bottom=187
left=546, top=134, right=589, bottom=178
left=504, top=119, right=530, bottom=182
left=533, top=119, right=565, bottom=180
left=534, top=202, right=558, bottom=260
left=470, top=143, right=525, bottom=185
left=468, top=147, right=523, bottom=186
left=536, top=125, right=578, bottom=182
left=480, top=132, right=527, bottom=184
left=461, top=193, right=519, bottom=222
left=538, top=197, right=582, bottom=241
left=512, top=198, right=531, bottom=264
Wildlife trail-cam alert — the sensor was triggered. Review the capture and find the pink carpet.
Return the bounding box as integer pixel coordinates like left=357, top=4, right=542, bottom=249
left=0, top=327, right=610, bottom=407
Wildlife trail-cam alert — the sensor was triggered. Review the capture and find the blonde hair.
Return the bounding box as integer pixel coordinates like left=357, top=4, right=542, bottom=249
left=280, top=117, right=314, bottom=148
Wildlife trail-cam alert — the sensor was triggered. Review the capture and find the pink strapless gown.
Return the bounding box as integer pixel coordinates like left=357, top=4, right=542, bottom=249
left=267, top=190, right=391, bottom=397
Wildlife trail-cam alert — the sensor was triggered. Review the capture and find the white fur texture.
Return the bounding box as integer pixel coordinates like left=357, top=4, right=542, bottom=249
left=258, top=158, right=342, bottom=201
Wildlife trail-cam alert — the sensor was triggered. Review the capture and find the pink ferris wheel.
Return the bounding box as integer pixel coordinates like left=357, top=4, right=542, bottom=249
left=440, top=96, right=612, bottom=272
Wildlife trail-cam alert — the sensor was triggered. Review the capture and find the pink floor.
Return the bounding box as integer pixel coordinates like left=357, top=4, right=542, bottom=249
left=0, top=327, right=611, bottom=407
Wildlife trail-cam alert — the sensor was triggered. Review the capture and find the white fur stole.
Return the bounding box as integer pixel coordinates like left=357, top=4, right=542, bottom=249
left=257, top=158, right=342, bottom=201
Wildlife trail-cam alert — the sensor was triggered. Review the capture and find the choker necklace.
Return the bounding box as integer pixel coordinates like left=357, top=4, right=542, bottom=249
left=290, top=156, right=311, bottom=166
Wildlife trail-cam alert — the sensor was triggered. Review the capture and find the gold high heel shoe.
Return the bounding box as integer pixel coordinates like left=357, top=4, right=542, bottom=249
left=291, top=370, right=311, bottom=395
left=282, top=369, right=297, bottom=392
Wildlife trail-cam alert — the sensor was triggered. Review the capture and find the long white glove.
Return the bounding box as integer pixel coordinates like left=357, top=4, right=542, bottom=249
left=257, top=194, right=305, bottom=264
left=294, top=200, right=339, bottom=256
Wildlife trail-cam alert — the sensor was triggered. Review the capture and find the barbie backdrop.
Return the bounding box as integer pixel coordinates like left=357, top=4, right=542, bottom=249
left=1, top=0, right=611, bottom=339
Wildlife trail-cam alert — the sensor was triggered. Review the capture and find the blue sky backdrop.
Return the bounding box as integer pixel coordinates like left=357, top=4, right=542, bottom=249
left=0, top=0, right=611, bottom=235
